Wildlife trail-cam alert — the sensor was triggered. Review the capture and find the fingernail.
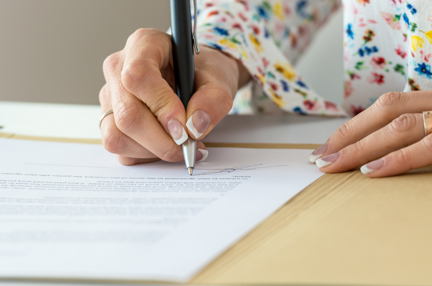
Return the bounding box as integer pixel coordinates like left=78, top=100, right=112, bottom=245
left=316, top=152, right=340, bottom=168
left=309, top=142, right=329, bottom=163
left=361, top=158, right=385, bottom=174
left=197, top=149, right=209, bottom=162
left=186, top=110, right=211, bottom=139
left=167, top=120, right=188, bottom=145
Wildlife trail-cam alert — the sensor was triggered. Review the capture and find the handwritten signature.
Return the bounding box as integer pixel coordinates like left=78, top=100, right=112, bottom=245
left=194, top=164, right=288, bottom=176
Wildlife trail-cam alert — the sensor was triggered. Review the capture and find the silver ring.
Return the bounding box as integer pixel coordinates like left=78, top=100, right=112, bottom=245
left=99, top=109, right=113, bottom=130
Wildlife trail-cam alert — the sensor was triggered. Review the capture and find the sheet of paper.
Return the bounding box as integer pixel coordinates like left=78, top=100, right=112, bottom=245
left=0, top=138, right=323, bottom=282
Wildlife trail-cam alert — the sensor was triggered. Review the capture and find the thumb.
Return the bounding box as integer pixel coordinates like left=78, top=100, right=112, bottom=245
left=186, top=83, right=234, bottom=139
left=185, top=47, right=239, bottom=139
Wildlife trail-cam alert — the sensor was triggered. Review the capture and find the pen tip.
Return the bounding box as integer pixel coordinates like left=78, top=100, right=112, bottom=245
left=188, top=167, right=193, bottom=176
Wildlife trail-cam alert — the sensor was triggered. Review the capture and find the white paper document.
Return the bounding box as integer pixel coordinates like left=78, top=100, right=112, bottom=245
left=0, top=138, right=323, bottom=282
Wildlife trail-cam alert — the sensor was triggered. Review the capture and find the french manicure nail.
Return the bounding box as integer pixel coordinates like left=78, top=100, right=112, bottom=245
left=167, top=120, right=188, bottom=145
left=186, top=110, right=211, bottom=139
left=309, top=142, right=329, bottom=163
left=315, top=152, right=340, bottom=168
left=197, top=149, right=209, bottom=162
left=361, top=158, right=385, bottom=174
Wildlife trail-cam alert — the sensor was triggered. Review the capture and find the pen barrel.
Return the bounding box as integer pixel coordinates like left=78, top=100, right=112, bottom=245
left=170, top=0, right=195, bottom=108
left=182, top=138, right=197, bottom=169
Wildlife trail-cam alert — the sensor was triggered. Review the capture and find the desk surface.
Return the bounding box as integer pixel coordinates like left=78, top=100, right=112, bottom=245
left=2, top=101, right=432, bottom=286
left=0, top=101, right=348, bottom=144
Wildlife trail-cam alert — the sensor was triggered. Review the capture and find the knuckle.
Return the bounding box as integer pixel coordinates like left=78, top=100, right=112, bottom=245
left=146, top=90, right=178, bottom=117
left=99, top=85, right=110, bottom=104
left=374, top=92, right=402, bottom=111
left=351, top=136, right=369, bottom=154
left=102, top=130, right=125, bottom=155
left=127, top=28, right=158, bottom=44
left=159, top=144, right=181, bottom=162
left=393, top=148, right=409, bottom=166
left=114, top=101, right=140, bottom=134
left=338, top=121, right=355, bottom=141
left=103, top=52, right=120, bottom=75
left=389, top=114, right=418, bottom=133
left=121, top=60, right=154, bottom=92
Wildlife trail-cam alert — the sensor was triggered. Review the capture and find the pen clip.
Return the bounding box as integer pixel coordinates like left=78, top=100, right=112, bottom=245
left=191, top=0, right=200, bottom=54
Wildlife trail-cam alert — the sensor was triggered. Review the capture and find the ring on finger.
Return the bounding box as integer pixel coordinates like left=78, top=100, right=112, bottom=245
left=422, top=111, right=432, bottom=136
left=99, top=109, right=114, bottom=130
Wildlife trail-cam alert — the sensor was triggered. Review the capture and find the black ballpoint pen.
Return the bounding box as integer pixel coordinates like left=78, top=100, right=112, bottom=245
left=170, top=0, right=200, bottom=175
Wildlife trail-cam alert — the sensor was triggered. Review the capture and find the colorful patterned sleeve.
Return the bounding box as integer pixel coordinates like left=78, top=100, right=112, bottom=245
left=195, top=0, right=347, bottom=116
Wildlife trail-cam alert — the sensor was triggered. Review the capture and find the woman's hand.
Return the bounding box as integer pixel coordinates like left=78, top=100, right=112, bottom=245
left=309, top=91, right=432, bottom=177
left=99, top=28, right=249, bottom=165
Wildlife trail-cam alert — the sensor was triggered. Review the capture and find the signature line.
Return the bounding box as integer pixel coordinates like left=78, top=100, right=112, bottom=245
left=194, top=164, right=288, bottom=175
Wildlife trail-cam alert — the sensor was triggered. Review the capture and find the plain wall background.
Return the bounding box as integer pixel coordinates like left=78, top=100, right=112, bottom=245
left=0, top=0, right=343, bottom=105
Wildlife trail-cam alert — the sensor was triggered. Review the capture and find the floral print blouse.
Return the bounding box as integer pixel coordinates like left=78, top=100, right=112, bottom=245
left=194, top=0, right=432, bottom=116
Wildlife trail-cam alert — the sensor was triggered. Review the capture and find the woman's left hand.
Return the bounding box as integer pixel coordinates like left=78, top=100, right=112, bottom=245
left=309, top=91, right=432, bottom=177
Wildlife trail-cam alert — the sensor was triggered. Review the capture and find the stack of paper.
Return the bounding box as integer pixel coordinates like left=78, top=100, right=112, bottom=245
left=0, top=138, right=323, bottom=282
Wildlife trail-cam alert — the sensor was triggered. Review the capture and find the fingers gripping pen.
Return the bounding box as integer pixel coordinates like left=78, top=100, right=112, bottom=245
left=170, top=0, right=200, bottom=175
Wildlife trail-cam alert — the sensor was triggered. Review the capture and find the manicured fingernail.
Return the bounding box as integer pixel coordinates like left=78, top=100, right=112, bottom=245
left=186, top=110, right=211, bottom=139
left=315, top=152, right=340, bottom=168
left=167, top=120, right=188, bottom=145
left=361, top=158, right=385, bottom=174
left=309, top=142, right=329, bottom=163
left=197, top=149, right=209, bottom=162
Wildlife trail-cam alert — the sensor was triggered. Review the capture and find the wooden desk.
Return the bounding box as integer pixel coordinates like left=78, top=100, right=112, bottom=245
left=1, top=101, right=431, bottom=286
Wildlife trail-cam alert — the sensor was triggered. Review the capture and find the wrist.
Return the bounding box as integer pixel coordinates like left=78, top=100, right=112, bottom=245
left=237, top=59, right=251, bottom=89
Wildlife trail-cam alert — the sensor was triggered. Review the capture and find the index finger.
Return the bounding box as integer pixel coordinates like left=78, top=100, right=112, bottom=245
left=310, top=91, right=432, bottom=162
left=121, top=28, right=189, bottom=145
left=185, top=48, right=240, bottom=139
left=102, top=47, right=184, bottom=162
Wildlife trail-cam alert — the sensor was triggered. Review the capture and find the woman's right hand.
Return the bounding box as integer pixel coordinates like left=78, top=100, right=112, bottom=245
left=99, top=28, right=249, bottom=165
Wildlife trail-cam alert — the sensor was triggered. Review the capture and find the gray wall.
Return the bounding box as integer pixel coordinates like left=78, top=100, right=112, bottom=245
left=0, top=0, right=170, bottom=105
left=0, top=0, right=343, bottom=105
